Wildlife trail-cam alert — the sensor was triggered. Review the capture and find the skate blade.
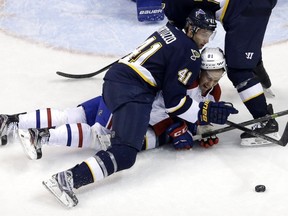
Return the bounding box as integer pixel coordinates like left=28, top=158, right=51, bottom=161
left=241, top=132, right=281, bottom=146
left=18, top=129, right=41, bottom=160
left=42, top=179, right=78, bottom=208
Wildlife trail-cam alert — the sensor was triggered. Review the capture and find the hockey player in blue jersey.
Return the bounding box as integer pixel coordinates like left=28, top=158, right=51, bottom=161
left=0, top=9, right=238, bottom=207
left=163, top=0, right=279, bottom=146
left=42, top=8, right=237, bottom=207
left=0, top=49, right=226, bottom=162
left=163, top=0, right=273, bottom=91
left=0, top=47, right=226, bottom=158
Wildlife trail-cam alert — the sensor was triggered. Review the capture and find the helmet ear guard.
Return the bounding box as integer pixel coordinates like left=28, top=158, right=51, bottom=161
left=201, top=47, right=227, bottom=72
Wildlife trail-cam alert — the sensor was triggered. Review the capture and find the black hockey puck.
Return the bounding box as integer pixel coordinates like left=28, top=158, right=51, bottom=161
left=255, top=185, right=266, bottom=192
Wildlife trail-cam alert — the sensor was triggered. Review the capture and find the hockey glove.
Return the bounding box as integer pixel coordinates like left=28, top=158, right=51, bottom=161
left=197, top=125, right=219, bottom=148
left=166, top=121, right=194, bottom=150
left=198, top=101, right=238, bottom=125
left=200, top=135, right=219, bottom=148
left=197, top=124, right=219, bottom=148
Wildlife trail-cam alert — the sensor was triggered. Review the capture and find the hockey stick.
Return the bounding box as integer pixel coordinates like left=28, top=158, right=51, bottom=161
left=56, top=60, right=117, bottom=78
left=56, top=54, right=130, bottom=79
left=193, top=109, right=288, bottom=141
left=226, top=120, right=288, bottom=147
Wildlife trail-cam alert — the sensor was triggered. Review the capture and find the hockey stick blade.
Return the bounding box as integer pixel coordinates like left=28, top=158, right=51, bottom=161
left=193, top=109, right=288, bottom=140
left=226, top=120, right=288, bottom=147
left=56, top=59, right=118, bottom=78
left=56, top=70, right=104, bottom=79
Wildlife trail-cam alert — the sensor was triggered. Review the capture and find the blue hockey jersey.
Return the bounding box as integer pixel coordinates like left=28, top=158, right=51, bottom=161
left=104, top=22, right=202, bottom=123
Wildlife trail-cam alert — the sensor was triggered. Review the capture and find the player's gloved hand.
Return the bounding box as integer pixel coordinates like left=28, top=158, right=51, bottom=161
left=166, top=121, right=194, bottom=150
left=200, top=135, right=219, bottom=148
left=197, top=124, right=219, bottom=148
left=198, top=101, right=238, bottom=125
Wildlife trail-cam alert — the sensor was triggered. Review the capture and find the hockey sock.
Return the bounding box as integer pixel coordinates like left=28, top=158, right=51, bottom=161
left=71, top=145, right=137, bottom=189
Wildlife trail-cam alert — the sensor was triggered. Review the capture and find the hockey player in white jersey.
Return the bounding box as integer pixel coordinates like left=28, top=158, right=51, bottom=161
left=151, top=47, right=226, bottom=149
left=0, top=47, right=227, bottom=160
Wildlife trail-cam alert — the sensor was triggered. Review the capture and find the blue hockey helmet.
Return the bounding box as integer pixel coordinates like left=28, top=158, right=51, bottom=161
left=186, top=8, right=217, bottom=31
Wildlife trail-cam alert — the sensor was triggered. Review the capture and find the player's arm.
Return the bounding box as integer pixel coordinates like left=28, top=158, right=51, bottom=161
left=163, top=69, right=238, bottom=125
left=194, top=83, right=222, bottom=147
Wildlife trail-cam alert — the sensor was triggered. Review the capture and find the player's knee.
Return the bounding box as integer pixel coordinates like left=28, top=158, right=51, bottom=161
left=107, top=144, right=138, bottom=171
left=227, top=68, right=254, bottom=87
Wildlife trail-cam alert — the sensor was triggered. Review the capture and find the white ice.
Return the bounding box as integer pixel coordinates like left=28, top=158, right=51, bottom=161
left=0, top=1, right=288, bottom=215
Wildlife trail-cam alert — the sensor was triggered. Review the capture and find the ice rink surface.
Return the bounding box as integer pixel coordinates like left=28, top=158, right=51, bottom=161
left=0, top=1, right=288, bottom=215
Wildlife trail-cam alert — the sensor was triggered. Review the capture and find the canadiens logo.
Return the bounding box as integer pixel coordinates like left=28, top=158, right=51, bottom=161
left=190, top=49, right=201, bottom=61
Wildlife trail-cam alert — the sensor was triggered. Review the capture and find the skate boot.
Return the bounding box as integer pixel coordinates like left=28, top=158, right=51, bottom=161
left=18, top=128, right=50, bottom=160
left=42, top=170, right=78, bottom=208
left=0, top=113, right=22, bottom=145
left=240, top=104, right=280, bottom=146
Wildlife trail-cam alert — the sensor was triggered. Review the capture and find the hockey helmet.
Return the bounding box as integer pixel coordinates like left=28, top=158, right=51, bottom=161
left=186, top=8, right=217, bottom=32
left=201, top=47, right=226, bottom=72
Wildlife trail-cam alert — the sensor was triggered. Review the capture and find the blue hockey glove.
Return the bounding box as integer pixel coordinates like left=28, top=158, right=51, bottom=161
left=198, top=101, right=238, bottom=125
left=166, top=121, right=194, bottom=150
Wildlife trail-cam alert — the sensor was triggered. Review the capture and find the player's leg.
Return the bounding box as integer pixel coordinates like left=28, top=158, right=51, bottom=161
left=253, top=59, right=275, bottom=98
left=79, top=96, right=103, bottom=126
left=19, top=122, right=111, bottom=160
left=42, top=102, right=152, bottom=207
left=42, top=81, right=155, bottom=207
left=1, top=96, right=104, bottom=146
left=253, top=59, right=271, bottom=89
left=0, top=107, right=86, bottom=146
left=224, top=0, right=278, bottom=145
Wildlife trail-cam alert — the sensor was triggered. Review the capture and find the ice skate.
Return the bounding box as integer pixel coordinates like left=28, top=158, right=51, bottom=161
left=240, top=105, right=280, bottom=146
left=18, top=128, right=49, bottom=160
left=96, top=134, right=112, bottom=150
left=42, top=170, right=78, bottom=208
left=0, top=114, right=21, bottom=145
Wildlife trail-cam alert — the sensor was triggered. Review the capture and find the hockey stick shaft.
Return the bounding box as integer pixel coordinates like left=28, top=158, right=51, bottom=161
left=193, top=109, right=288, bottom=140
left=56, top=60, right=117, bottom=78
left=226, top=120, right=288, bottom=147
left=56, top=53, right=130, bottom=79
